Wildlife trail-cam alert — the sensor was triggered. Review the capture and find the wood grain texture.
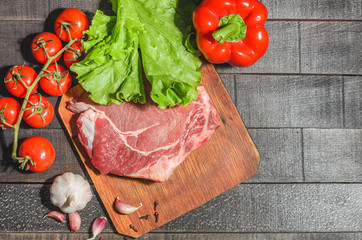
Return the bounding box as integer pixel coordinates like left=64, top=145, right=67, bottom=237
left=58, top=63, right=260, bottom=237
left=304, top=129, right=362, bottom=182
left=247, top=129, right=303, bottom=183
left=216, top=21, right=299, bottom=74
left=235, top=75, right=343, bottom=128
left=0, top=0, right=49, bottom=20
left=48, top=0, right=99, bottom=12
left=0, top=128, right=306, bottom=184
left=262, top=0, right=362, bottom=20
left=1, top=184, right=362, bottom=232
left=0, top=21, right=45, bottom=68
left=48, top=0, right=114, bottom=17
left=9, top=128, right=357, bottom=184
left=300, top=22, right=362, bottom=75
left=2, top=232, right=362, bottom=240
left=0, top=184, right=108, bottom=232
left=0, top=129, right=83, bottom=182
left=162, top=184, right=362, bottom=232
left=219, top=74, right=235, bottom=103
left=0, top=0, right=361, bottom=238
left=344, top=77, right=362, bottom=128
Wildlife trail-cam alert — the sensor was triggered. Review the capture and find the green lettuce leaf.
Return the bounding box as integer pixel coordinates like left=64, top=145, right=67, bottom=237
left=71, top=2, right=145, bottom=105
left=71, top=0, right=202, bottom=108
left=134, top=0, right=201, bottom=108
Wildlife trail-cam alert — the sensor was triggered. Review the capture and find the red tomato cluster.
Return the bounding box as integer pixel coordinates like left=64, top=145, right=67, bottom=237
left=1, top=8, right=89, bottom=173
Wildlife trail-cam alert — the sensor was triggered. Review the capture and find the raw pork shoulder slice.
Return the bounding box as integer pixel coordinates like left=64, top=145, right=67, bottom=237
left=67, top=85, right=220, bottom=182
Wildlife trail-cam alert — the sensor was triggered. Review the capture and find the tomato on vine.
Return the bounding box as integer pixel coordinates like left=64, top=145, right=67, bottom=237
left=39, top=63, right=72, bottom=96
left=23, top=94, right=54, bottom=128
left=0, top=97, right=20, bottom=129
left=4, top=65, right=38, bottom=98
left=54, top=8, right=89, bottom=42
left=64, top=40, right=85, bottom=70
left=18, top=136, right=55, bottom=172
left=31, top=32, right=62, bottom=64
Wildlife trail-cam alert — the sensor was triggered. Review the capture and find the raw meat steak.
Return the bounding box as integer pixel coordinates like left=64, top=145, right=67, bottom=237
left=67, top=86, right=220, bottom=182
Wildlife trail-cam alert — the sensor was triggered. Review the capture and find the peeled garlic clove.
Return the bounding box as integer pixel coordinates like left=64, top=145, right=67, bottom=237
left=114, top=197, right=142, bottom=215
left=44, top=211, right=65, bottom=222
left=87, top=216, right=107, bottom=240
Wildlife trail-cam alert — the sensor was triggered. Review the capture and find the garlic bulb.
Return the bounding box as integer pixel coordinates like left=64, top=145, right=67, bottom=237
left=50, top=172, right=92, bottom=213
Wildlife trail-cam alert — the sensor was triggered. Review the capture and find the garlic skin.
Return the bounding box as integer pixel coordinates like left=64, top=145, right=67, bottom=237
left=50, top=172, right=92, bottom=213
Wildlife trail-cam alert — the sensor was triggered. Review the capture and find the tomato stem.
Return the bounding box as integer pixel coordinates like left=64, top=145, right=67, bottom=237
left=11, top=39, right=77, bottom=163
left=15, top=155, right=35, bottom=171
left=0, top=105, right=14, bottom=129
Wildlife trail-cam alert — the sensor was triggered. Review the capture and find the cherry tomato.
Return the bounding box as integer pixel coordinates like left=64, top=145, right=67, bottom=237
left=54, top=8, right=89, bottom=42
left=0, top=97, right=20, bottom=129
left=39, top=64, right=72, bottom=96
left=31, top=32, right=62, bottom=64
left=23, top=94, right=54, bottom=128
left=63, top=41, right=85, bottom=70
left=4, top=65, right=38, bottom=98
left=19, top=136, right=55, bottom=172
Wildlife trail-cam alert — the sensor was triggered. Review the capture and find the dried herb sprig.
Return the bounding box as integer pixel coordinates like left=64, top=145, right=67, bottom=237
left=129, top=224, right=138, bottom=232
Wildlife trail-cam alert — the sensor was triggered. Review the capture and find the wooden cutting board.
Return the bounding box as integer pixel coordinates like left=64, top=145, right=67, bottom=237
left=58, top=63, right=260, bottom=238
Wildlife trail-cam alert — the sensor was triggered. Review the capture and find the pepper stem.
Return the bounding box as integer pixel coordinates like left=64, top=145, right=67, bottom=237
left=212, top=13, right=247, bottom=45
left=213, top=23, right=240, bottom=45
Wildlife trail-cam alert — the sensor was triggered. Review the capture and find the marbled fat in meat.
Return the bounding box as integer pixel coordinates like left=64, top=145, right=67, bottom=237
left=67, top=86, right=220, bottom=182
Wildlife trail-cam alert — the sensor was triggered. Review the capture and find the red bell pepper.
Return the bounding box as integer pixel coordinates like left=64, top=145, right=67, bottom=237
left=193, top=0, right=269, bottom=67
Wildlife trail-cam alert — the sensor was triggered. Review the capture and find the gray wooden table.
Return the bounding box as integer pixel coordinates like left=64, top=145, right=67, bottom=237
left=0, top=0, right=361, bottom=239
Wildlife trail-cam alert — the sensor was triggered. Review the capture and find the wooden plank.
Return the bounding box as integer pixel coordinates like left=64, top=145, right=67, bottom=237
left=235, top=75, right=343, bottom=128
left=219, top=74, right=235, bottom=103
left=0, top=184, right=108, bottom=232
left=247, top=129, right=303, bottom=183
left=0, top=129, right=83, bottom=182
left=58, top=63, right=260, bottom=237
left=261, top=0, right=362, bottom=20
left=2, top=232, right=362, bottom=240
left=162, top=184, right=362, bottom=232
left=304, top=129, right=362, bottom=182
left=0, top=21, right=44, bottom=68
left=0, top=128, right=305, bottom=184
left=0, top=0, right=49, bottom=20
left=48, top=0, right=113, bottom=19
left=300, top=22, right=362, bottom=75
left=3, top=0, right=362, bottom=21
left=216, top=21, right=299, bottom=74
left=1, top=184, right=362, bottom=232
left=344, top=77, right=362, bottom=128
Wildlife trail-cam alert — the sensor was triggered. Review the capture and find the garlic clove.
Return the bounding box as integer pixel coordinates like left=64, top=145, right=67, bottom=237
left=44, top=211, right=65, bottom=222
left=69, top=211, right=81, bottom=232
left=114, top=197, right=142, bottom=215
left=87, top=216, right=107, bottom=240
